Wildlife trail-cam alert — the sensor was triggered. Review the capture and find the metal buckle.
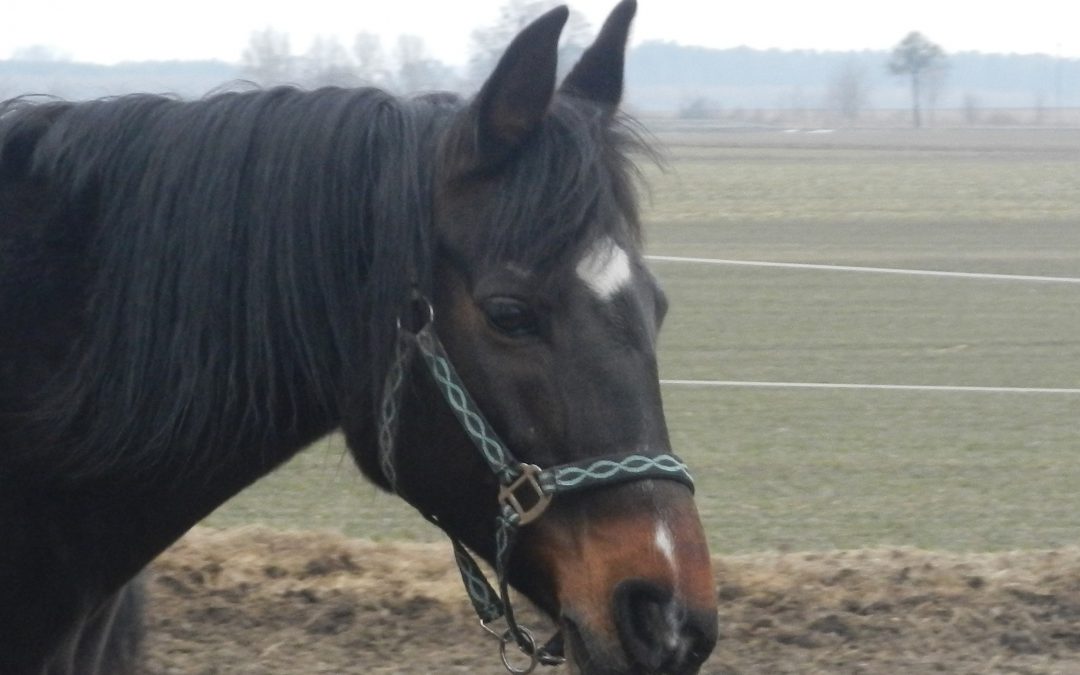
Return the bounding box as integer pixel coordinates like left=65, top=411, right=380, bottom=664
left=498, top=464, right=551, bottom=525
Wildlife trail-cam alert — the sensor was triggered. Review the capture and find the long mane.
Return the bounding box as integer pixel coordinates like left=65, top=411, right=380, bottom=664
left=0, top=84, right=651, bottom=488
left=0, top=87, right=448, bottom=484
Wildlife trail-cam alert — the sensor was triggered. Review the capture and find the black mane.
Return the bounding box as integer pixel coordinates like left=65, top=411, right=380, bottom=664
left=0, top=85, right=649, bottom=487
left=0, top=87, right=452, bottom=485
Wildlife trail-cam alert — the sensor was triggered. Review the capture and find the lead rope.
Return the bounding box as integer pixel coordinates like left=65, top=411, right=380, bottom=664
left=378, top=295, right=695, bottom=674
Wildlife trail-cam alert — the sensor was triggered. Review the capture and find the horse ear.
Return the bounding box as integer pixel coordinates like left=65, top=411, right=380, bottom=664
left=560, top=0, right=637, bottom=107
left=470, top=5, right=568, bottom=169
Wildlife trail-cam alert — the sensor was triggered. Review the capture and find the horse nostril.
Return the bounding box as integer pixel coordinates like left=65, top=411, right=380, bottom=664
left=614, top=580, right=716, bottom=674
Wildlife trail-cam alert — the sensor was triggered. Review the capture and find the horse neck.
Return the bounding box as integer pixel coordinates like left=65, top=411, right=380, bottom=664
left=0, top=90, right=451, bottom=670
left=42, top=90, right=450, bottom=482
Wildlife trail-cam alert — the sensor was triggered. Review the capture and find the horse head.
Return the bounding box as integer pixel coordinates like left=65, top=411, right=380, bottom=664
left=350, top=3, right=718, bottom=673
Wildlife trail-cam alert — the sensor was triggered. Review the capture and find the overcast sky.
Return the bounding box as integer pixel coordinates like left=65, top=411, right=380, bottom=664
left=4, top=0, right=1078, bottom=65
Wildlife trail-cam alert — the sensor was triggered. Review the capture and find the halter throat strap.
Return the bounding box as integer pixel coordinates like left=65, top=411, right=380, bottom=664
left=377, top=295, right=694, bottom=673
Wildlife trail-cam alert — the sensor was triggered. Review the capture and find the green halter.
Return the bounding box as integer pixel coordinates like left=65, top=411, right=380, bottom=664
left=378, top=295, right=694, bottom=674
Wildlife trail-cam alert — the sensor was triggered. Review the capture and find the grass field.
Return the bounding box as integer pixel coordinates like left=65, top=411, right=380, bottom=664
left=207, top=125, right=1080, bottom=554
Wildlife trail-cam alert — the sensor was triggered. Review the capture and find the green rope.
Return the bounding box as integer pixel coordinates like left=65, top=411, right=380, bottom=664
left=415, top=326, right=520, bottom=485
left=541, top=453, right=693, bottom=494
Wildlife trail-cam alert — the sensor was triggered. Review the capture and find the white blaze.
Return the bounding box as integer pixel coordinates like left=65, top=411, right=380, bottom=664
left=576, top=237, right=632, bottom=300
left=655, top=522, right=678, bottom=573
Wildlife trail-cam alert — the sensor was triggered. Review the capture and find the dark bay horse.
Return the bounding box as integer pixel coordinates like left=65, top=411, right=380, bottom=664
left=0, top=2, right=718, bottom=673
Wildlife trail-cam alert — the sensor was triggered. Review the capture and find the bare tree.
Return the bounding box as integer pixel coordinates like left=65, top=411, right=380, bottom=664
left=827, top=59, right=871, bottom=126
left=467, top=0, right=592, bottom=90
left=923, top=62, right=948, bottom=126
left=241, top=28, right=296, bottom=85
left=353, top=32, right=391, bottom=87
left=888, top=31, right=946, bottom=128
left=394, top=35, right=457, bottom=93
left=303, top=35, right=359, bottom=88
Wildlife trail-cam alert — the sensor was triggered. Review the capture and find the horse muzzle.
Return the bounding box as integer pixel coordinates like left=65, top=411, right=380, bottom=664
left=522, top=479, right=718, bottom=675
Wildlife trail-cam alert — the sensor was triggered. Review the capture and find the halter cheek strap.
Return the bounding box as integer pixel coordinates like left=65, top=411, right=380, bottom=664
left=378, top=295, right=694, bottom=674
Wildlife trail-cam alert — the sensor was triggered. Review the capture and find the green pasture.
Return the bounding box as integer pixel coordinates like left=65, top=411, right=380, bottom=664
left=207, top=125, right=1080, bottom=553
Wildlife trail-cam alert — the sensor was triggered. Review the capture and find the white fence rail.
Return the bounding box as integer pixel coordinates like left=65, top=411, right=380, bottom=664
left=660, top=380, right=1080, bottom=395
left=645, top=255, right=1080, bottom=285
left=648, top=255, right=1079, bottom=395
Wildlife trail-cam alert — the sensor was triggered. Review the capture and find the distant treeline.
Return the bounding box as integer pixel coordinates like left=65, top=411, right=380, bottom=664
left=3, top=42, right=1078, bottom=117
left=628, top=42, right=1080, bottom=113
left=0, top=59, right=240, bottom=101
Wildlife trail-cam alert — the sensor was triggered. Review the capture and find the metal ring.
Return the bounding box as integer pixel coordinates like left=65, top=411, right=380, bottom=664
left=498, top=626, right=539, bottom=675
left=396, top=293, right=435, bottom=335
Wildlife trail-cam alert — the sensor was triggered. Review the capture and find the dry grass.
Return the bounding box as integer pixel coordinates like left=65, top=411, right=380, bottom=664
left=146, top=527, right=1080, bottom=674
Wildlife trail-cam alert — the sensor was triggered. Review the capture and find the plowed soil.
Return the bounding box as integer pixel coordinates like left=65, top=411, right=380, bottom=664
left=144, top=527, right=1080, bottom=674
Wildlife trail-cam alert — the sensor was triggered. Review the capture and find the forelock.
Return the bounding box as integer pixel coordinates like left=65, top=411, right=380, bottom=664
left=452, top=96, right=652, bottom=272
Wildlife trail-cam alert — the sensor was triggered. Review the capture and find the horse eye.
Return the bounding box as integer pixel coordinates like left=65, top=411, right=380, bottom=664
left=481, top=298, right=539, bottom=338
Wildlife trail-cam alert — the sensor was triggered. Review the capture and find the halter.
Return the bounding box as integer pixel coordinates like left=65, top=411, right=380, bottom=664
left=378, top=294, right=694, bottom=674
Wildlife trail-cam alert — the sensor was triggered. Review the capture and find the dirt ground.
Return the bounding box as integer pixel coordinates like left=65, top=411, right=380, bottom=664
left=144, top=527, right=1080, bottom=674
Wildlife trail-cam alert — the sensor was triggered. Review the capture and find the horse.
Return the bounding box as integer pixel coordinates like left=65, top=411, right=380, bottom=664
left=0, top=2, right=718, bottom=673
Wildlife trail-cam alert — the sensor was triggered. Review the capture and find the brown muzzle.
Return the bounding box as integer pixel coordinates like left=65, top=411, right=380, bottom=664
left=523, top=479, right=718, bottom=675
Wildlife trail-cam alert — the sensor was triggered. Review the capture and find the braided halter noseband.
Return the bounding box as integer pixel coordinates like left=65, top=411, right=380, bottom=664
left=378, top=295, right=694, bottom=674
